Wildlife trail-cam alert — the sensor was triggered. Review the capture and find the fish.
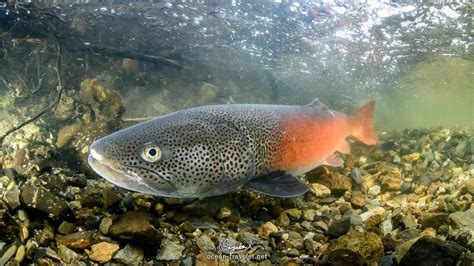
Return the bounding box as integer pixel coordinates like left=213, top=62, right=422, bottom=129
left=88, top=99, right=377, bottom=199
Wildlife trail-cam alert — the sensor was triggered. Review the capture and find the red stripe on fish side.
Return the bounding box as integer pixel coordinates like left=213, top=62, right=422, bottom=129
left=271, top=114, right=348, bottom=173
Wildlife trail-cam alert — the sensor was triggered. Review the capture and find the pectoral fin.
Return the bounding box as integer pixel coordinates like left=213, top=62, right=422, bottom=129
left=336, top=140, right=351, bottom=154
left=323, top=154, right=344, bottom=167
left=244, top=171, right=308, bottom=197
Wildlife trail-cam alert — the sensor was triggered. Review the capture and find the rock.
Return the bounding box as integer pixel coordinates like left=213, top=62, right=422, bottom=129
left=58, top=244, right=82, bottom=264
left=321, top=249, right=367, bottom=266
left=277, top=212, right=290, bottom=227
left=397, top=229, right=421, bottom=241
left=216, top=207, right=232, bottom=220
left=465, top=178, right=474, bottom=193
left=286, top=208, right=302, bottom=220
left=109, top=210, right=162, bottom=244
left=326, top=216, right=351, bottom=238
left=326, top=231, right=383, bottom=264
left=20, top=184, right=70, bottom=219
left=451, top=167, right=464, bottom=178
left=156, top=240, right=185, bottom=261
left=449, top=208, right=474, bottom=232
left=56, top=231, right=93, bottom=249
left=351, top=191, right=368, bottom=208
left=310, top=172, right=352, bottom=197
left=196, top=235, right=216, bottom=253
left=419, top=213, right=449, bottom=229
left=0, top=244, right=17, bottom=265
left=380, top=170, right=402, bottom=191
left=199, top=83, right=219, bottom=103
left=351, top=168, right=365, bottom=184
left=237, top=232, right=261, bottom=245
left=79, top=79, right=123, bottom=119
left=309, top=183, right=331, bottom=197
left=99, top=217, right=113, bottom=235
left=399, top=236, right=466, bottom=266
left=314, top=221, right=328, bottom=232
left=122, top=58, right=144, bottom=73
left=303, top=209, right=316, bottom=221
left=368, top=185, right=381, bottom=197
left=56, top=121, right=112, bottom=162
left=113, top=244, right=144, bottom=265
left=402, top=152, right=421, bottom=162
left=401, top=214, right=417, bottom=229
left=14, top=245, right=25, bottom=263
left=259, top=222, right=278, bottom=238
left=360, top=206, right=386, bottom=228
left=102, top=187, right=121, bottom=208
left=3, top=183, right=20, bottom=209
left=87, top=242, right=119, bottom=263
left=57, top=221, right=75, bottom=235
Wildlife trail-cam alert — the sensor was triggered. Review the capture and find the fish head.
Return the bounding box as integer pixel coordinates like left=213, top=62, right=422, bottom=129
left=87, top=117, right=234, bottom=198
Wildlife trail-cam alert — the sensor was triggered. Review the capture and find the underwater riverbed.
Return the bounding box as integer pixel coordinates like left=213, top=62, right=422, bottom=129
left=0, top=1, right=473, bottom=265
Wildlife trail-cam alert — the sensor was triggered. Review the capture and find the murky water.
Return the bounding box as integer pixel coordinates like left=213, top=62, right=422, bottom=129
left=0, top=1, right=473, bottom=265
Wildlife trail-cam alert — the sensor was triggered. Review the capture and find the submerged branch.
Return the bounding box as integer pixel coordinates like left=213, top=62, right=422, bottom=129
left=81, top=43, right=182, bottom=69
left=0, top=41, right=64, bottom=148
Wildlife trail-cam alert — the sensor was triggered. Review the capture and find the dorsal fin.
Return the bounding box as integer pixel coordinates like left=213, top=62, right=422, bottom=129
left=307, top=98, right=329, bottom=110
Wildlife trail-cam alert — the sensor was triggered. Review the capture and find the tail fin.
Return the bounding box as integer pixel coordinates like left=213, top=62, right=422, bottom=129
left=353, top=101, right=377, bottom=145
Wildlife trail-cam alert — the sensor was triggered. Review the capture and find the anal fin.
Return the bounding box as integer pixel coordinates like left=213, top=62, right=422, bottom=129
left=323, top=154, right=344, bottom=167
left=244, top=171, right=308, bottom=197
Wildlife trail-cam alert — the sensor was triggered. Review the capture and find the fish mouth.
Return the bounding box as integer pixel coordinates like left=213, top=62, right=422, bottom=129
left=87, top=152, right=164, bottom=195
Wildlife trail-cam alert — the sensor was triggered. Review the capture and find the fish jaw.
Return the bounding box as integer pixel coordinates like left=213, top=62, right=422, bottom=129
left=88, top=144, right=168, bottom=196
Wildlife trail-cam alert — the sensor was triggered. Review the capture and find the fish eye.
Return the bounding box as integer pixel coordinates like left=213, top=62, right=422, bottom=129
left=141, top=144, right=161, bottom=162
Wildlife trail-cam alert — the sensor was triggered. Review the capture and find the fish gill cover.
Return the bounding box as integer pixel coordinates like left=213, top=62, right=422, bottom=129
left=0, top=0, right=473, bottom=265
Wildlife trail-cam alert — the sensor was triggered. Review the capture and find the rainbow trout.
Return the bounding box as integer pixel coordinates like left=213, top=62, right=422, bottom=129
left=88, top=99, right=377, bottom=198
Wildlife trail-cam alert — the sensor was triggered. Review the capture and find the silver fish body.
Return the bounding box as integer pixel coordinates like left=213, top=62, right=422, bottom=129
left=88, top=104, right=287, bottom=198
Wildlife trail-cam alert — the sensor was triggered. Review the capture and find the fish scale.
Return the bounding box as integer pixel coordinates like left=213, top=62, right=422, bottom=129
left=88, top=100, right=377, bottom=198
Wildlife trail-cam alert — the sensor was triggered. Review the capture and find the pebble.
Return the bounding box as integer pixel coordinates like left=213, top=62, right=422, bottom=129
left=380, top=170, right=402, bottom=191
left=87, top=242, right=120, bottom=263
left=360, top=206, right=386, bottom=228
left=419, top=212, right=449, bottom=229
left=309, top=183, right=331, bottom=197
left=258, top=222, right=278, bottom=238
left=351, top=191, right=368, bottom=208
left=465, top=178, right=474, bottom=193
left=20, top=184, right=70, bottom=219
left=368, top=185, right=381, bottom=197
left=102, top=187, right=121, bottom=208
left=216, top=207, right=232, bottom=220
left=58, top=244, right=82, bottom=264
left=57, top=221, right=75, bottom=235
left=403, top=152, right=421, bottom=162
left=99, top=217, right=113, bottom=235
left=154, top=202, right=165, bottom=215
left=196, top=235, right=216, bottom=253
left=56, top=231, right=93, bottom=249
left=277, top=212, right=290, bottom=227
left=326, top=217, right=351, bottom=238
left=286, top=208, right=302, bottom=220
left=156, top=240, right=185, bottom=261
left=325, top=231, right=383, bottom=264
left=0, top=244, right=17, bottom=265
left=400, top=236, right=466, bottom=265
left=401, top=214, right=417, bottom=229
left=113, top=244, right=144, bottom=264
left=14, top=244, right=25, bottom=263
left=109, top=210, right=162, bottom=244
left=451, top=167, right=464, bottom=178
left=3, top=183, right=20, bottom=209
left=449, top=208, right=474, bottom=231
left=303, top=209, right=316, bottom=221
